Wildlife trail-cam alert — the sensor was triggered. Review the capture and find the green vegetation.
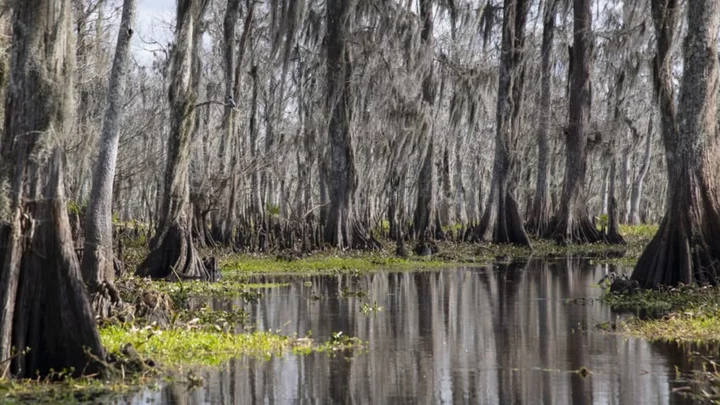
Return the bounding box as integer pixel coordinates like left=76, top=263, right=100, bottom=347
left=0, top=324, right=366, bottom=404
left=315, top=331, right=366, bottom=355
left=116, top=275, right=289, bottom=307
left=100, top=324, right=366, bottom=368
left=361, top=301, right=384, bottom=315
left=219, top=251, right=460, bottom=276
left=217, top=226, right=658, bottom=278
left=0, top=378, right=132, bottom=405
left=604, top=285, right=720, bottom=342
left=625, top=311, right=720, bottom=342
left=100, top=326, right=293, bottom=367
left=603, top=284, right=719, bottom=315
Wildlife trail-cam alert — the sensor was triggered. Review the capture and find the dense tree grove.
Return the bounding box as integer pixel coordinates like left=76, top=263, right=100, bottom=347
left=54, top=0, right=669, bottom=247
left=63, top=0, right=667, bottom=247
left=0, top=0, right=718, bottom=378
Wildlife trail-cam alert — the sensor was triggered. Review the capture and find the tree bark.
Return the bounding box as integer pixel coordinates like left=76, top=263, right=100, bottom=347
left=604, top=152, right=625, bottom=244
left=249, top=66, right=262, bottom=222
left=632, top=0, right=720, bottom=287
left=136, top=0, right=218, bottom=281
left=546, top=0, right=602, bottom=244
left=454, top=135, right=467, bottom=227
left=629, top=115, right=653, bottom=225
left=475, top=0, right=531, bottom=246
left=214, top=0, right=254, bottom=246
left=438, top=145, right=452, bottom=227
left=600, top=167, right=609, bottom=215
left=323, top=0, right=378, bottom=250
left=526, top=0, right=556, bottom=237
left=412, top=0, right=436, bottom=240
left=619, top=146, right=632, bottom=223
left=82, top=0, right=136, bottom=290
left=0, top=0, right=105, bottom=378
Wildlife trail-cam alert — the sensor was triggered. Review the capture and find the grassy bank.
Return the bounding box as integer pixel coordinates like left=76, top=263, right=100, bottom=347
left=216, top=224, right=657, bottom=278
left=604, top=286, right=720, bottom=342
left=603, top=286, right=720, bottom=403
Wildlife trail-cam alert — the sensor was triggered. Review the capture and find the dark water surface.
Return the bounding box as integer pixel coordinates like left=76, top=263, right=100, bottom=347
left=119, top=258, right=713, bottom=404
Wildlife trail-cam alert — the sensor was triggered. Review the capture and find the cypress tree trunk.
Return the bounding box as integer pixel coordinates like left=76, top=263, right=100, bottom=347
left=136, top=0, right=219, bottom=281
left=475, top=0, right=531, bottom=246
left=454, top=138, right=467, bottom=227
left=526, top=0, right=556, bottom=236
left=619, top=149, right=632, bottom=223
left=412, top=0, right=437, bottom=240
left=82, top=0, right=136, bottom=303
left=213, top=0, right=254, bottom=246
left=605, top=152, right=625, bottom=244
left=629, top=116, right=653, bottom=225
left=249, top=66, right=263, bottom=223
left=323, top=0, right=379, bottom=249
left=632, top=0, right=720, bottom=287
left=546, top=0, right=602, bottom=244
left=0, top=0, right=105, bottom=378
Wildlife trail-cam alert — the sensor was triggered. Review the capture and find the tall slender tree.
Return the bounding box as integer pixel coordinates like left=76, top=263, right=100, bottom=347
left=546, top=0, right=603, bottom=244
left=475, top=0, right=531, bottom=246
left=323, top=0, right=380, bottom=249
left=412, top=0, right=437, bottom=240
left=632, top=0, right=720, bottom=287
left=526, top=0, right=557, bottom=236
left=324, top=0, right=356, bottom=247
left=629, top=115, right=653, bottom=225
left=81, top=0, right=137, bottom=299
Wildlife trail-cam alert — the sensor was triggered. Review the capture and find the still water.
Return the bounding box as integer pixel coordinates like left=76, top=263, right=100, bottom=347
left=120, top=258, right=713, bottom=404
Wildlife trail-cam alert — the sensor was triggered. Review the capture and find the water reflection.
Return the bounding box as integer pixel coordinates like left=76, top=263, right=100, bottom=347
left=120, top=258, right=705, bottom=404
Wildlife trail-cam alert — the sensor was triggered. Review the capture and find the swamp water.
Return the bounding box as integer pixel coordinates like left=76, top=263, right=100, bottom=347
left=119, top=258, right=713, bottom=404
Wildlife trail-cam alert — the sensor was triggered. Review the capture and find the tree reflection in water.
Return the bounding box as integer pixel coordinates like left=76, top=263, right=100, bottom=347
left=121, top=258, right=705, bottom=405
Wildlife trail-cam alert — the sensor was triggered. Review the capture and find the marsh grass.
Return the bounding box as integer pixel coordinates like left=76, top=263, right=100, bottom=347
left=100, top=326, right=293, bottom=367
left=604, top=283, right=720, bottom=342
left=0, top=377, right=134, bottom=405
left=216, top=232, right=652, bottom=278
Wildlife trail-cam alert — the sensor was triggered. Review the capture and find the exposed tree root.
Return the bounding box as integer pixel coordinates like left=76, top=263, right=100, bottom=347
left=472, top=208, right=493, bottom=242
left=134, top=291, right=173, bottom=327
left=546, top=214, right=604, bottom=245
left=526, top=200, right=552, bottom=238
left=395, top=231, right=407, bottom=258
left=351, top=223, right=382, bottom=250
left=90, top=282, right=125, bottom=320
left=413, top=230, right=439, bottom=256
left=493, top=193, right=531, bottom=246
left=136, top=223, right=220, bottom=282
left=631, top=211, right=720, bottom=288
left=602, top=229, right=626, bottom=245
